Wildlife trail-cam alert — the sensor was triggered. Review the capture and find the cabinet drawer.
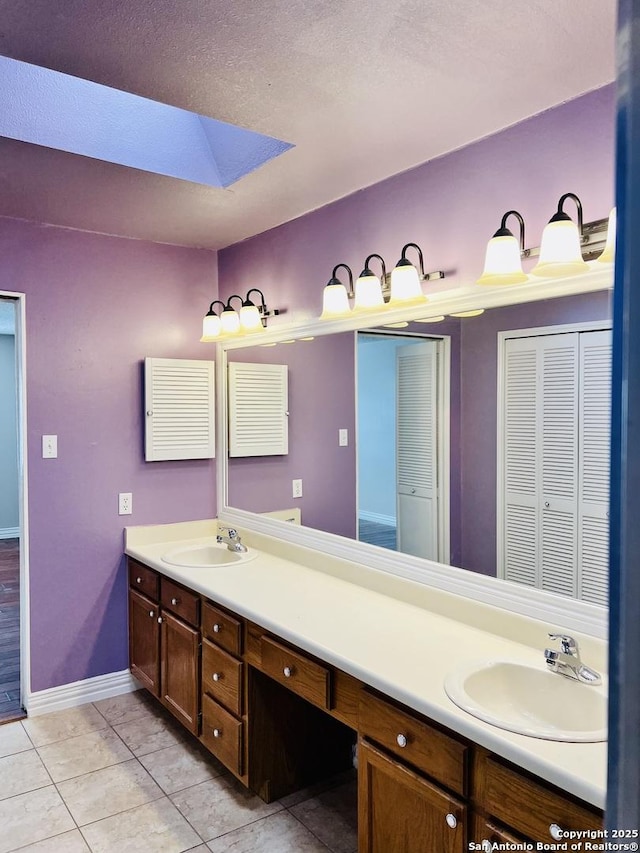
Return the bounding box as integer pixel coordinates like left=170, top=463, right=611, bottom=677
left=202, top=639, right=243, bottom=717
left=160, top=578, right=200, bottom=627
left=203, top=601, right=243, bottom=656
left=261, top=636, right=331, bottom=710
left=129, top=560, right=159, bottom=601
left=359, top=691, right=468, bottom=797
left=480, top=754, right=602, bottom=841
left=200, top=693, right=243, bottom=776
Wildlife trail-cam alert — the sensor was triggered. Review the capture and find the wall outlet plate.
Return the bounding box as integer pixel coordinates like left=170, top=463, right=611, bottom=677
left=292, top=479, right=303, bottom=499
left=118, top=492, right=133, bottom=515
left=42, top=435, right=58, bottom=458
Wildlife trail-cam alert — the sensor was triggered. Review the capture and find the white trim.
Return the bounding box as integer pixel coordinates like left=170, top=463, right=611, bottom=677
left=358, top=510, right=396, bottom=526
left=215, top=272, right=612, bottom=638
left=25, top=669, right=139, bottom=717
left=438, top=336, right=451, bottom=565
left=0, top=527, right=19, bottom=539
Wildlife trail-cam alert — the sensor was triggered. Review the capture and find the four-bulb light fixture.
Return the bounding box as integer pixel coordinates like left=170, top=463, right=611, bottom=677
left=320, top=242, right=445, bottom=320
left=200, top=289, right=280, bottom=342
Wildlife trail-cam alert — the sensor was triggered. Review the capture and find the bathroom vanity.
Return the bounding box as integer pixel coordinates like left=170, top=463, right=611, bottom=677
left=125, top=522, right=605, bottom=852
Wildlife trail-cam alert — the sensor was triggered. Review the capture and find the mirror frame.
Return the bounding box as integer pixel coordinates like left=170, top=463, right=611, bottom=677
left=215, top=266, right=613, bottom=637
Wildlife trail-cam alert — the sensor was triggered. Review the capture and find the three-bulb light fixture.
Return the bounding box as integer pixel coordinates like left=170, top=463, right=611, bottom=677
left=200, top=288, right=279, bottom=342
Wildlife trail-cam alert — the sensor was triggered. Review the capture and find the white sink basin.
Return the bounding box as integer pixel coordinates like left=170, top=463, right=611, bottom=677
left=161, top=541, right=258, bottom=568
left=444, top=660, right=607, bottom=742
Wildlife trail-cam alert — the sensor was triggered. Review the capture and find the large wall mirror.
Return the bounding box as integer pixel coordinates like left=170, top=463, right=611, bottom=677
left=217, top=273, right=612, bottom=632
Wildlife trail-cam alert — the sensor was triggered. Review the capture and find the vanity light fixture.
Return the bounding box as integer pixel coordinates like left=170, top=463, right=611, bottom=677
left=389, top=242, right=436, bottom=306
left=320, top=264, right=354, bottom=319
left=201, top=289, right=280, bottom=341
left=238, top=288, right=280, bottom=332
left=597, top=207, right=616, bottom=264
left=220, top=296, right=243, bottom=335
left=450, top=309, right=485, bottom=317
left=477, top=210, right=528, bottom=286
left=531, top=192, right=590, bottom=278
left=200, top=300, right=226, bottom=342
left=354, top=254, right=386, bottom=311
left=414, top=316, right=446, bottom=323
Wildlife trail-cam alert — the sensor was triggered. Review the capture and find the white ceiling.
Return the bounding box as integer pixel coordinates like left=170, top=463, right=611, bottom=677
left=0, top=0, right=617, bottom=250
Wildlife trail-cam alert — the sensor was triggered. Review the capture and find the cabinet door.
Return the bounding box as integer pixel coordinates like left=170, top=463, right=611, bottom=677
left=129, top=589, right=160, bottom=697
left=358, top=740, right=465, bottom=853
left=160, top=610, right=200, bottom=735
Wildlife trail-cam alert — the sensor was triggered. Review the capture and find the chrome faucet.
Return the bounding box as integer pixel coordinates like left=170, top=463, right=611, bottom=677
left=216, top=526, right=248, bottom=553
left=544, top=633, right=602, bottom=685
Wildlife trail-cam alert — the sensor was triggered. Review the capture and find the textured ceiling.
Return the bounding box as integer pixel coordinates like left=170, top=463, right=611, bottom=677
left=0, top=0, right=617, bottom=250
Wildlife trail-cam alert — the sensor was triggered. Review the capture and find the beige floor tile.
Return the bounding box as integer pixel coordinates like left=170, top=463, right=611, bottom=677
left=288, top=780, right=358, bottom=853
left=13, top=829, right=91, bottom=852
left=57, top=758, right=163, bottom=825
left=171, top=776, right=283, bottom=843
left=37, top=727, right=133, bottom=782
left=93, top=690, right=157, bottom=726
left=22, top=704, right=108, bottom=747
left=80, top=797, right=201, bottom=853
left=138, top=741, right=224, bottom=795
left=0, top=721, right=32, bottom=758
left=113, top=713, right=186, bottom=756
left=0, top=749, right=51, bottom=801
left=0, top=785, right=75, bottom=853
left=207, top=811, right=331, bottom=852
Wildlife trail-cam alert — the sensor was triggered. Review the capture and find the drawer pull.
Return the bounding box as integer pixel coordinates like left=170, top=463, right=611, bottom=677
left=136, top=577, right=142, bottom=584
left=212, top=672, right=222, bottom=682
left=396, top=733, right=408, bottom=748
left=445, top=813, right=457, bottom=829
left=283, top=666, right=293, bottom=678
left=148, top=610, right=154, bottom=618
left=157, top=616, right=163, bottom=624
left=213, top=623, right=222, bottom=633
left=171, top=597, right=179, bottom=606
left=213, top=728, right=222, bottom=738
left=549, top=824, right=563, bottom=841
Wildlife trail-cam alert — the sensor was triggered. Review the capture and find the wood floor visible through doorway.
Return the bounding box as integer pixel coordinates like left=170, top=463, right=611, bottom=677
left=0, top=538, right=22, bottom=724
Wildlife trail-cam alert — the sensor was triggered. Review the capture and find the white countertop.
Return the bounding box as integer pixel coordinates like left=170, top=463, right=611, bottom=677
left=125, top=519, right=607, bottom=809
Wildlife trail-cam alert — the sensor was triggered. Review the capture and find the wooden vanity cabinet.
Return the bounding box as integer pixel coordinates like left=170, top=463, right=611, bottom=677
left=128, top=587, right=160, bottom=697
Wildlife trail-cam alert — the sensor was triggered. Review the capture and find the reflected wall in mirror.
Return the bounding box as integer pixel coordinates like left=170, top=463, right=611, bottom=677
left=225, top=289, right=611, bottom=604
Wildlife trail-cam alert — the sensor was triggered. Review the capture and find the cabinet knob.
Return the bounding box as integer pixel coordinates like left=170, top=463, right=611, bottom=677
left=544, top=501, right=550, bottom=508
left=549, top=824, right=563, bottom=841
left=171, top=597, right=179, bottom=606
left=283, top=666, right=293, bottom=678
left=148, top=610, right=154, bottom=618
left=445, top=813, right=457, bottom=829
left=396, top=733, right=408, bottom=748
left=213, top=728, right=221, bottom=738
left=136, top=577, right=142, bottom=584
left=212, top=673, right=221, bottom=682
left=411, top=488, right=416, bottom=494
left=157, top=616, right=163, bottom=623
left=213, top=623, right=221, bottom=633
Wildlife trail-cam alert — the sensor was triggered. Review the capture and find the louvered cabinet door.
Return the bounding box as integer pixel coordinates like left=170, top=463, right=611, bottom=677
left=396, top=341, right=439, bottom=560
left=144, top=357, right=215, bottom=461
left=228, top=362, right=288, bottom=457
left=577, top=330, right=612, bottom=605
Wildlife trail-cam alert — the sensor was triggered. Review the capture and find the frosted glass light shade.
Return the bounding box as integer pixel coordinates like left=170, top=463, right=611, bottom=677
left=220, top=308, right=241, bottom=334
left=239, top=304, right=264, bottom=332
left=477, top=235, right=527, bottom=286
left=597, top=207, right=616, bottom=264
left=200, top=313, right=221, bottom=342
left=354, top=273, right=384, bottom=311
left=531, top=218, right=589, bottom=277
left=388, top=261, right=426, bottom=305
left=320, top=283, right=351, bottom=319
left=451, top=309, right=485, bottom=318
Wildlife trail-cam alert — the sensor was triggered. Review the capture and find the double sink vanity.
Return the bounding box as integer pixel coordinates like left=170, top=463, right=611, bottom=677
left=124, top=518, right=606, bottom=851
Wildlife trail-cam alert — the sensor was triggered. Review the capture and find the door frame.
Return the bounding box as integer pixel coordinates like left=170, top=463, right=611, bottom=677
left=0, top=291, right=30, bottom=712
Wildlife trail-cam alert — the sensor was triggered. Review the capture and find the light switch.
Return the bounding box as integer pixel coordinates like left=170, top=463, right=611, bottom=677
left=42, top=435, right=58, bottom=458
left=339, top=428, right=348, bottom=447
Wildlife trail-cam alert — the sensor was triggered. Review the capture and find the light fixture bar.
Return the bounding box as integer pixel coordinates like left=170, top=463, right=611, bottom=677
left=520, top=216, right=609, bottom=260
left=378, top=268, right=444, bottom=294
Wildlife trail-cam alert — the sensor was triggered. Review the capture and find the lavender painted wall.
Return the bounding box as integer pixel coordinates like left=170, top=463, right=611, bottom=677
left=227, top=333, right=357, bottom=539
left=0, top=218, right=217, bottom=692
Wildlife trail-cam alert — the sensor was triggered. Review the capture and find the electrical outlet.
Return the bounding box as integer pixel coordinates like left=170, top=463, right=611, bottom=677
left=339, top=428, right=348, bottom=447
left=42, top=435, right=58, bottom=458
left=118, top=492, right=133, bottom=515
left=292, top=479, right=303, bottom=499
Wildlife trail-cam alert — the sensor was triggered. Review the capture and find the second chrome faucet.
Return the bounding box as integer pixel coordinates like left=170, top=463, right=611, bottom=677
left=544, top=633, right=602, bottom=685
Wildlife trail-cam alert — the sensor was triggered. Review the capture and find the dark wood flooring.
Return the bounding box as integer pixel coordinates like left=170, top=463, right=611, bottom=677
left=358, top=518, right=397, bottom=551
left=0, top=538, right=23, bottom=724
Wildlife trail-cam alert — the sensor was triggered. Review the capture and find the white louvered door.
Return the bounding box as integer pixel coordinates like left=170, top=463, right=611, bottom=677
left=396, top=340, right=439, bottom=560
left=500, top=328, right=611, bottom=603
left=228, top=362, right=288, bottom=457
left=144, top=357, right=215, bottom=461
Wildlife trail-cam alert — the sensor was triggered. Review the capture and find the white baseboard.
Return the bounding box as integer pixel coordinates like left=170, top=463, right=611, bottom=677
left=25, top=669, right=140, bottom=717
left=358, top=511, right=396, bottom=527
left=0, top=527, right=19, bottom=539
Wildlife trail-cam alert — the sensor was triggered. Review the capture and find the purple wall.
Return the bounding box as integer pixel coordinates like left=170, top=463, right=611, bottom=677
left=227, top=333, right=357, bottom=539
left=0, top=218, right=217, bottom=692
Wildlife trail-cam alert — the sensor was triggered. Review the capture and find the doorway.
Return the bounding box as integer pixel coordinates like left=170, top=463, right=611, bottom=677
left=356, top=331, right=449, bottom=562
left=0, top=295, right=25, bottom=722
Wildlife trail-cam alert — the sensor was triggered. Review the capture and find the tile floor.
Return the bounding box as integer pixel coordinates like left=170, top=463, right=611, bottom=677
left=0, top=690, right=358, bottom=853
